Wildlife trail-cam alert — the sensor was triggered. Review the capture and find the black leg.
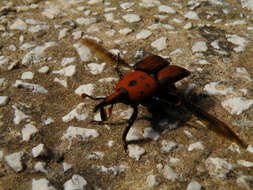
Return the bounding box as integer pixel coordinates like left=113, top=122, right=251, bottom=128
left=116, top=53, right=124, bottom=79
left=122, top=104, right=138, bottom=152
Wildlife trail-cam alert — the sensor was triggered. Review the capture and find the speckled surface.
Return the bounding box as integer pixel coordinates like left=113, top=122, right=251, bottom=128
left=0, top=0, right=253, bottom=189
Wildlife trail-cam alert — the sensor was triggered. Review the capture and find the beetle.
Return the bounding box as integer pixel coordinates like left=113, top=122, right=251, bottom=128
left=80, top=39, right=247, bottom=151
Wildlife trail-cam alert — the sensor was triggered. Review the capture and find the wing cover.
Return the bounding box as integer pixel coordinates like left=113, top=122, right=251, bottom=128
left=134, top=55, right=169, bottom=74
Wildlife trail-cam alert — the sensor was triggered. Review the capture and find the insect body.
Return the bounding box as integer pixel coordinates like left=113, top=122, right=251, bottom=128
left=81, top=39, right=247, bottom=151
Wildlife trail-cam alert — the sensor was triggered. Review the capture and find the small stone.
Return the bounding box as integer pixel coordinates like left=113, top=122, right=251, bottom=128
left=143, top=127, right=160, bottom=140
left=161, top=140, right=178, bottom=153
left=188, top=142, right=204, bottom=151
left=54, top=78, right=67, bottom=88
left=86, top=152, right=104, bottom=160
left=62, top=103, right=88, bottom=122
left=22, top=123, right=38, bottom=141
left=73, top=43, right=92, bottom=62
left=169, top=157, right=180, bottom=164
left=222, top=97, right=253, bottom=115
left=53, top=65, right=76, bottom=77
left=64, top=175, right=87, bottom=190
left=136, top=30, right=152, bottom=40
left=158, top=5, right=176, bottom=14
left=192, top=41, right=208, bottom=52
left=38, top=66, right=49, bottom=73
left=128, top=145, right=145, bottom=161
left=75, top=84, right=94, bottom=96
left=184, top=11, right=199, bottom=20
left=247, top=144, right=253, bottom=153
left=58, top=28, right=69, bottom=39
left=186, top=181, right=202, bottom=190
left=42, top=6, right=62, bottom=19
left=87, top=62, right=106, bottom=75
left=62, top=126, right=99, bottom=148
left=10, top=19, right=27, bottom=31
left=120, top=2, right=135, bottom=9
left=88, top=0, right=103, bottom=4
left=76, top=17, right=97, bottom=25
left=119, top=28, right=133, bottom=35
left=32, top=178, right=56, bottom=190
left=13, top=80, right=48, bottom=94
left=162, top=165, right=178, bottom=181
left=5, top=152, right=24, bottom=172
left=122, top=14, right=141, bottom=23
left=12, top=105, right=30, bottom=125
left=104, top=13, right=120, bottom=23
left=21, top=71, right=34, bottom=80
left=9, top=44, right=16, bottom=51
left=63, top=162, right=72, bottom=172
left=0, top=96, right=9, bottom=106
left=72, top=31, right=82, bottom=40
left=151, top=37, right=167, bottom=51
left=32, top=144, right=45, bottom=158
left=147, top=175, right=161, bottom=187
left=126, top=127, right=142, bottom=141
left=204, top=82, right=233, bottom=96
left=29, top=25, right=49, bottom=33
left=34, top=162, right=47, bottom=174
left=205, top=157, right=232, bottom=178
left=237, top=160, right=253, bottom=167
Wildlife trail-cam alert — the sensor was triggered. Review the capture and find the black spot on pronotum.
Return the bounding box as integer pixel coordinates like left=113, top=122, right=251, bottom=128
left=145, top=83, right=150, bottom=88
left=139, top=75, right=146, bottom=80
left=128, top=80, right=137, bottom=86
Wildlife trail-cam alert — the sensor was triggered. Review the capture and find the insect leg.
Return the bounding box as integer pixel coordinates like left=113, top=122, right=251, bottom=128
left=122, top=104, right=138, bottom=152
left=115, top=53, right=124, bottom=79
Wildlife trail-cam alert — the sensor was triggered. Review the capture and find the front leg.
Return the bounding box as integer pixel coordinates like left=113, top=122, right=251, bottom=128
left=122, top=104, right=138, bottom=152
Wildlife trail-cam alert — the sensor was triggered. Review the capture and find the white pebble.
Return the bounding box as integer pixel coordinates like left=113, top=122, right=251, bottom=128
left=29, top=25, right=49, bottom=33
left=53, top=65, right=76, bottom=77
left=126, top=127, right=142, bottom=141
left=104, top=13, right=120, bottom=23
left=122, top=14, right=141, bottom=23
left=158, top=5, right=176, bottom=14
left=247, top=144, right=253, bottom=153
left=128, top=145, right=145, bottom=161
left=203, top=82, right=233, bottom=95
left=226, top=34, right=248, bottom=52
left=9, top=44, right=16, bottom=51
left=58, top=28, right=69, bottom=39
left=22, top=42, right=58, bottom=66
left=42, top=6, right=62, bottom=19
left=38, top=66, right=49, bottom=73
left=136, top=30, right=152, bottom=40
left=72, top=31, right=82, bottom=40
left=119, top=28, right=133, bottom=35
left=0, top=96, right=9, bottom=106
left=151, top=37, right=167, bottom=51
left=169, top=157, right=180, bottom=164
left=205, top=157, right=232, bottom=178
left=61, top=57, right=76, bottom=66
left=12, top=105, right=30, bottom=124
left=120, top=2, right=135, bottom=9
left=44, top=117, right=54, bottom=125
left=161, top=140, right=178, bottom=153
left=19, top=42, right=36, bottom=51
left=76, top=17, right=97, bottom=25
left=10, top=19, right=27, bottom=31
left=108, top=140, right=114, bottom=147
left=73, top=43, right=92, bottom=62
left=237, top=160, right=253, bottom=167
left=143, top=127, right=160, bottom=140
left=64, top=175, right=87, bottom=190
left=5, top=152, right=24, bottom=172
left=32, top=144, right=44, bottom=158
left=21, top=71, right=34, bottom=80
left=184, top=130, right=193, bottom=138
left=87, top=62, right=106, bottom=75
left=75, top=83, right=94, bottom=96
left=222, top=97, right=253, bottom=115
left=192, top=41, right=208, bottom=52
left=22, top=123, right=38, bottom=141
left=139, top=0, right=161, bottom=8
left=32, top=178, right=56, bottom=190
left=62, top=103, right=87, bottom=122
left=62, top=126, right=99, bottom=148
left=147, top=175, right=160, bottom=187
left=54, top=77, right=67, bottom=88
left=86, top=152, right=104, bottom=160
left=63, top=162, right=72, bottom=172
left=34, top=161, right=47, bottom=174
left=88, top=0, right=103, bottom=4
left=13, top=80, right=48, bottom=94
left=188, top=142, right=204, bottom=151
left=162, top=165, right=178, bottom=181
left=186, top=181, right=202, bottom=190
left=184, top=11, right=199, bottom=20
